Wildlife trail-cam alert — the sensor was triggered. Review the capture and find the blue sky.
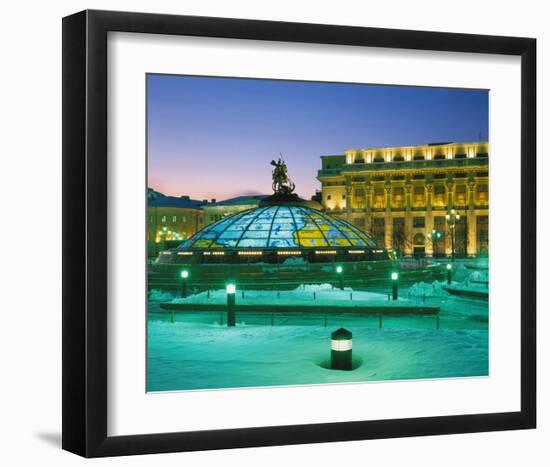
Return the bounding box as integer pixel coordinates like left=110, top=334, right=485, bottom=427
left=147, top=74, right=488, bottom=200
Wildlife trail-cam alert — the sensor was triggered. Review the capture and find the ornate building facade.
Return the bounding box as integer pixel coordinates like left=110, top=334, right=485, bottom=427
left=317, top=142, right=489, bottom=257
left=147, top=190, right=207, bottom=257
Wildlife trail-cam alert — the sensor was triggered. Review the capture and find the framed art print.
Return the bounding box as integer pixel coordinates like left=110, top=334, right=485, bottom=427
left=62, top=10, right=536, bottom=457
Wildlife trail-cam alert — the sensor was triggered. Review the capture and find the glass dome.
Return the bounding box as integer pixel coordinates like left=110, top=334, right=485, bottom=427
left=179, top=205, right=378, bottom=250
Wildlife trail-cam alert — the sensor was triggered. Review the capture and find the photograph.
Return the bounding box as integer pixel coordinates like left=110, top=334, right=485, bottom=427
left=0, top=0, right=542, bottom=463
left=146, top=74, right=490, bottom=392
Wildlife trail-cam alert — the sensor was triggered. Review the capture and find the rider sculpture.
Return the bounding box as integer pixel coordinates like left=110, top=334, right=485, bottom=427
left=270, top=158, right=295, bottom=195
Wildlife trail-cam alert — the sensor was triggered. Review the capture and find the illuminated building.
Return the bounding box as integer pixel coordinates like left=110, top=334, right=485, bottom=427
left=318, top=141, right=489, bottom=257
left=147, top=189, right=206, bottom=256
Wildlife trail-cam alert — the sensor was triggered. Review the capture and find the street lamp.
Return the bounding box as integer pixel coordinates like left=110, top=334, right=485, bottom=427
left=180, top=270, right=189, bottom=298
left=391, top=271, right=399, bottom=300
left=331, top=328, right=353, bottom=370
left=445, top=209, right=461, bottom=261
left=336, top=265, right=344, bottom=290
left=446, top=263, right=452, bottom=285
left=427, top=229, right=442, bottom=258
left=226, top=283, right=236, bottom=327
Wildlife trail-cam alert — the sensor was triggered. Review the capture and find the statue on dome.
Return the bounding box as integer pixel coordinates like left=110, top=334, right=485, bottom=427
left=270, top=157, right=295, bottom=195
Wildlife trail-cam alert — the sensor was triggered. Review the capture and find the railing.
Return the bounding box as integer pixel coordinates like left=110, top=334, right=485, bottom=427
left=149, top=309, right=444, bottom=330
left=318, top=168, right=342, bottom=177
left=317, top=157, right=488, bottom=177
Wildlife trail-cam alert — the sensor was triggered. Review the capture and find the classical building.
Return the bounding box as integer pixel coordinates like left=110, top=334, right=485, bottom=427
left=317, top=141, right=489, bottom=257
left=147, top=189, right=207, bottom=256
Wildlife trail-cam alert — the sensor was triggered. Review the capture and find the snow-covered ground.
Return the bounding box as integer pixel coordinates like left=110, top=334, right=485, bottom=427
left=440, top=269, right=489, bottom=297
left=147, top=262, right=489, bottom=391
left=147, top=320, right=487, bottom=391
left=408, top=281, right=449, bottom=299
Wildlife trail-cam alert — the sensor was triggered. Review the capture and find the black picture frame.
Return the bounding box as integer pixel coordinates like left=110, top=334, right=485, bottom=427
left=62, top=9, right=536, bottom=458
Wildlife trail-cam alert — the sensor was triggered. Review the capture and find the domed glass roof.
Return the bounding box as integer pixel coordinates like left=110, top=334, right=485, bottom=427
left=179, top=205, right=378, bottom=249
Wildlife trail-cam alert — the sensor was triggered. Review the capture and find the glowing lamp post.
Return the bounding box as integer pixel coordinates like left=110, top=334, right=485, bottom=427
left=446, top=209, right=461, bottom=261
left=446, top=263, right=452, bottom=285
left=428, top=229, right=442, bottom=257
left=226, top=283, right=236, bottom=327
left=336, top=265, right=344, bottom=290
left=180, top=270, right=189, bottom=298
left=391, top=272, right=399, bottom=300
left=331, top=328, right=352, bottom=371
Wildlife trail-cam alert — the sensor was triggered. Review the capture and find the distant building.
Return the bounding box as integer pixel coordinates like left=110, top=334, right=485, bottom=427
left=311, top=190, right=322, bottom=204
left=147, top=189, right=207, bottom=255
left=202, top=195, right=269, bottom=226
left=317, top=141, right=489, bottom=257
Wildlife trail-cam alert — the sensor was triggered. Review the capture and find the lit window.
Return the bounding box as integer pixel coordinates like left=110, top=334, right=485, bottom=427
left=413, top=217, right=425, bottom=228
left=182, top=216, right=186, bottom=222
left=172, top=216, right=177, bottom=222
left=161, top=216, right=166, bottom=223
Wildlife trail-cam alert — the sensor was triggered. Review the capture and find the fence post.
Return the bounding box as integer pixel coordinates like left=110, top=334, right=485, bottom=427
left=379, top=314, right=383, bottom=328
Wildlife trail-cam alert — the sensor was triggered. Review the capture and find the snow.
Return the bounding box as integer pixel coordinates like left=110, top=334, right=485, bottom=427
left=148, top=286, right=488, bottom=391
left=442, top=270, right=489, bottom=296
left=147, top=259, right=489, bottom=392
left=148, top=289, right=175, bottom=302
left=463, top=270, right=489, bottom=288
left=408, top=281, right=449, bottom=299
left=147, top=319, right=487, bottom=391
left=467, top=257, right=489, bottom=270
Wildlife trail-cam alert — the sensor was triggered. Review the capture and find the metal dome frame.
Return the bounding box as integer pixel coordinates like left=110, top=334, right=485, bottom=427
left=179, top=205, right=378, bottom=250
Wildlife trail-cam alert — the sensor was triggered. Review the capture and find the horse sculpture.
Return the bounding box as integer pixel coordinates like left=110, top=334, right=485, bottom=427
left=270, top=157, right=295, bottom=195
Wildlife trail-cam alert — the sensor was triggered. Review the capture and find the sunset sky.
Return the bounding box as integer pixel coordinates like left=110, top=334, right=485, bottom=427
left=147, top=74, right=488, bottom=201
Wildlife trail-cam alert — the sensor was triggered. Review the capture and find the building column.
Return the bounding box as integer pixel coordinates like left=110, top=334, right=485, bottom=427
left=404, top=177, right=413, bottom=256
left=364, top=179, right=372, bottom=236
left=384, top=181, right=393, bottom=250
left=445, top=174, right=454, bottom=256
left=425, top=183, right=434, bottom=257
left=467, top=177, right=477, bottom=257
left=446, top=174, right=454, bottom=210
left=345, top=178, right=352, bottom=222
